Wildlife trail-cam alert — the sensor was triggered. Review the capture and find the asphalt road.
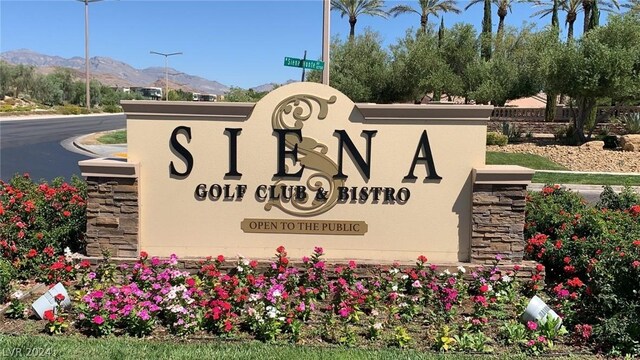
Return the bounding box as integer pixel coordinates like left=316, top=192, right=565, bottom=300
left=0, top=114, right=125, bottom=181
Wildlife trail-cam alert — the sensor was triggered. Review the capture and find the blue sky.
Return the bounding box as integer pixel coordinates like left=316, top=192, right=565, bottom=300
left=0, top=0, right=624, bottom=89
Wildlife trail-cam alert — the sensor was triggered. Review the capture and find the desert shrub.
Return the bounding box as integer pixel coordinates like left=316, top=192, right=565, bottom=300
left=102, top=104, right=122, bottom=113
left=597, top=186, right=640, bottom=211
left=57, top=104, right=88, bottom=115
left=525, top=185, right=640, bottom=355
left=0, top=258, right=14, bottom=303
left=612, top=113, right=640, bottom=134
left=554, top=125, right=579, bottom=145
left=486, top=132, right=508, bottom=146
left=502, top=122, right=523, bottom=141
left=0, top=174, right=87, bottom=278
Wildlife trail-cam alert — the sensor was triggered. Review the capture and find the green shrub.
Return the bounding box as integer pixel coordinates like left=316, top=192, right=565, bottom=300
left=486, top=132, right=508, bottom=146
left=0, top=174, right=87, bottom=279
left=553, top=125, right=579, bottom=145
left=597, top=186, right=640, bottom=211
left=102, top=104, right=122, bottom=113
left=57, top=104, right=89, bottom=115
left=0, top=258, right=14, bottom=303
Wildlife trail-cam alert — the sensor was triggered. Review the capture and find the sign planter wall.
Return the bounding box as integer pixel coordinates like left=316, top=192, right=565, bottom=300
left=79, top=83, right=534, bottom=265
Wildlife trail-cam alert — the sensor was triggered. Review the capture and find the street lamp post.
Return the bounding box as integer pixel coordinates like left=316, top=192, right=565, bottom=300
left=150, top=51, right=183, bottom=101
left=322, top=0, right=330, bottom=85
left=78, top=0, right=103, bottom=112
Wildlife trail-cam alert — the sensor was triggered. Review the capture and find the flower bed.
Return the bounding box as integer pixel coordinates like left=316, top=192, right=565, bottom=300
left=3, top=247, right=574, bottom=355
left=2, top=175, right=639, bottom=356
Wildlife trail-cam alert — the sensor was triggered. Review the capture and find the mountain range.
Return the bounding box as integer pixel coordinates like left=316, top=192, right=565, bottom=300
left=0, top=49, right=286, bottom=95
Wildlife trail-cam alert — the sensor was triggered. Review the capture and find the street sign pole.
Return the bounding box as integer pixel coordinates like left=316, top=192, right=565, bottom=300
left=301, top=50, right=307, bottom=82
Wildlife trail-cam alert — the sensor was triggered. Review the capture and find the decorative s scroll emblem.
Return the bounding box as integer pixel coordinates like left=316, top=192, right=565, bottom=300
left=265, top=94, right=344, bottom=217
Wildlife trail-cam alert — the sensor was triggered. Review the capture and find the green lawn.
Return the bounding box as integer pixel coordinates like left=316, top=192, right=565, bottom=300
left=97, top=130, right=127, bottom=144
left=0, top=335, right=591, bottom=360
left=486, top=152, right=569, bottom=171
left=486, top=151, right=640, bottom=186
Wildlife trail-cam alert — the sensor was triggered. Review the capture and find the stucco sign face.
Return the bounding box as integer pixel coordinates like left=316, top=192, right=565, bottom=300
left=125, top=82, right=491, bottom=262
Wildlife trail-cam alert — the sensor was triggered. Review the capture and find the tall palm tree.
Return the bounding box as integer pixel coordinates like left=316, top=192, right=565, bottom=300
left=331, top=0, right=389, bottom=40
left=582, top=0, right=619, bottom=34
left=465, top=0, right=514, bottom=34
left=622, top=0, right=640, bottom=13
left=389, top=0, right=461, bottom=34
left=530, top=0, right=561, bottom=29
left=563, top=0, right=582, bottom=41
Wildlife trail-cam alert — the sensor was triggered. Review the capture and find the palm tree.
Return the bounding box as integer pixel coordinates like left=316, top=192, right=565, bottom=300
left=465, top=0, right=514, bottom=34
left=331, top=0, right=389, bottom=40
left=389, top=0, right=461, bottom=34
left=622, top=0, right=640, bottom=13
left=563, top=0, right=582, bottom=41
left=530, top=0, right=561, bottom=29
left=582, top=0, right=619, bottom=34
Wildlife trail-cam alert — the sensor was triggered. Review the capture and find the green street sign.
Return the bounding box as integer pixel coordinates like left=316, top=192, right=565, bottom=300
left=284, top=57, right=324, bottom=70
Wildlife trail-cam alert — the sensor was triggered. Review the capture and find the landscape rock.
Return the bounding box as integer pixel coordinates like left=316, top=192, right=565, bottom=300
left=487, top=143, right=640, bottom=173
left=620, top=134, right=640, bottom=152
left=581, top=141, right=604, bottom=150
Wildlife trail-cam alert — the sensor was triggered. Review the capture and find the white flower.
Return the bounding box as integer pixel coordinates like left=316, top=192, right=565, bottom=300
left=242, top=258, right=250, bottom=266
left=167, top=291, right=177, bottom=300
left=237, top=266, right=244, bottom=273
left=444, top=269, right=451, bottom=275
left=457, top=266, right=466, bottom=274
left=272, top=289, right=282, bottom=298
left=371, top=309, right=379, bottom=317
left=249, top=293, right=261, bottom=302
left=501, top=275, right=512, bottom=283
left=392, top=285, right=398, bottom=292
left=401, top=274, right=409, bottom=280
left=11, top=290, right=24, bottom=300
left=389, top=268, right=399, bottom=274
left=373, top=322, right=383, bottom=330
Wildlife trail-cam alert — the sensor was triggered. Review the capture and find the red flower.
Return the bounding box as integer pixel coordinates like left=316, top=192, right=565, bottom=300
left=55, top=293, right=66, bottom=302
left=479, top=284, right=489, bottom=293
left=27, top=249, right=37, bottom=258
left=62, top=210, right=71, bottom=217
left=249, top=260, right=258, bottom=268
left=186, top=277, right=196, bottom=287
left=79, top=260, right=91, bottom=268
left=216, top=255, right=225, bottom=263
left=536, top=264, right=544, bottom=272
left=276, top=245, right=286, bottom=254
left=632, top=260, right=640, bottom=269
left=43, top=310, right=55, bottom=322
left=567, top=277, right=584, bottom=288
left=417, top=255, right=428, bottom=264
left=140, top=251, right=148, bottom=259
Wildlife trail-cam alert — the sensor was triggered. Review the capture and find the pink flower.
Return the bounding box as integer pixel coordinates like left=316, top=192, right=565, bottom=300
left=527, top=321, right=538, bottom=331
left=314, top=246, right=324, bottom=255
left=93, top=315, right=104, bottom=325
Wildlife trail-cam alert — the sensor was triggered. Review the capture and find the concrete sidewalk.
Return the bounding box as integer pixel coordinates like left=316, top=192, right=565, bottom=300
left=70, top=132, right=127, bottom=159
left=0, top=112, right=123, bottom=122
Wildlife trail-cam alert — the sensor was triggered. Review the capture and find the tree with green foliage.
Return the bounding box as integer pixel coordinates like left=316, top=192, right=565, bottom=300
left=439, top=24, right=480, bottom=102
left=223, top=87, right=269, bottom=102
left=330, top=0, right=389, bottom=40
left=310, top=30, right=392, bottom=102
left=546, top=14, right=640, bottom=142
left=469, top=26, right=551, bottom=106
left=464, top=0, right=493, bottom=60
left=530, top=0, right=562, bottom=121
left=389, top=0, right=461, bottom=34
